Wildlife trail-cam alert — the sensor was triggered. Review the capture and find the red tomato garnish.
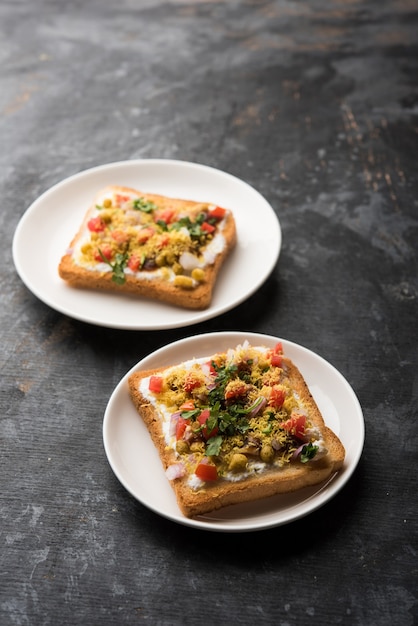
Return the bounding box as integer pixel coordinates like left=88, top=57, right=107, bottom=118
left=183, top=373, right=201, bottom=393
left=156, top=234, right=170, bottom=248
left=224, top=382, right=248, bottom=401
left=111, top=230, right=129, bottom=244
left=127, top=255, right=141, bottom=271
left=281, top=412, right=306, bottom=439
left=269, top=386, right=286, bottom=408
left=115, top=194, right=130, bottom=206
left=175, top=417, right=188, bottom=440
left=87, top=217, right=106, bottom=232
left=206, top=361, right=217, bottom=376
left=208, top=206, right=226, bottom=220
left=201, top=221, right=215, bottom=234
left=149, top=376, right=163, bottom=393
left=198, top=408, right=210, bottom=421
left=137, top=227, right=155, bottom=244
left=179, top=401, right=195, bottom=411
left=155, top=209, right=175, bottom=224
left=270, top=353, right=282, bottom=367
left=94, top=245, right=113, bottom=262
left=195, top=461, right=218, bottom=482
left=198, top=409, right=218, bottom=439
left=268, top=343, right=284, bottom=367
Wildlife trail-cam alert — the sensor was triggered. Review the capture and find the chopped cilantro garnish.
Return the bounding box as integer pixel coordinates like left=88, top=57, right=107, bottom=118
left=197, top=362, right=254, bottom=453
left=98, top=250, right=128, bottom=285
left=300, top=443, right=318, bottom=463
left=208, top=362, right=238, bottom=404
left=180, top=408, right=201, bottom=420
left=169, top=213, right=211, bottom=239
left=156, top=219, right=168, bottom=231
left=132, top=197, right=157, bottom=213
left=238, top=369, right=252, bottom=383
left=205, top=435, right=223, bottom=456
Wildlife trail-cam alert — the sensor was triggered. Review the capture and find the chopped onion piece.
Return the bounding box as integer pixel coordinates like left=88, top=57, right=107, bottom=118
left=169, top=411, right=181, bottom=437
left=291, top=444, right=305, bottom=461
left=165, top=463, right=186, bottom=480
left=248, top=396, right=267, bottom=418
left=272, top=438, right=283, bottom=451
left=179, top=251, right=201, bottom=270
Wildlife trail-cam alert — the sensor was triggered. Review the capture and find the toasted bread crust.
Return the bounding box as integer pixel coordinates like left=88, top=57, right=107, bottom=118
left=58, top=185, right=236, bottom=309
left=128, top=352, right=345, bottom=518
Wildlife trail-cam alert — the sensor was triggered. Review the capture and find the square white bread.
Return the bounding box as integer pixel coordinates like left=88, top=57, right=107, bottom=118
left=58, top=185, right=236, bottom=309
left=128, top=342, right=345, bottom=518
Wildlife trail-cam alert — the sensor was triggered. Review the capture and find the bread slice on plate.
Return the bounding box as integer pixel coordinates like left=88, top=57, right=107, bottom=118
left=58, top=185, right=236, bottom=309
left=128, top=340, right=345, bottom=518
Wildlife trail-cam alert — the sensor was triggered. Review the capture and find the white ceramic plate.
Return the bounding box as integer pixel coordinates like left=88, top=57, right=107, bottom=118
left=12, top=160, right=281, bottom=330
left=103, top=332, right=364, bottom=532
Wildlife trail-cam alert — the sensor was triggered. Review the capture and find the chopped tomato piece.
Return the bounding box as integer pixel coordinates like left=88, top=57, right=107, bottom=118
left=273, top=342, right=283, bottom=354
left=269, top=386, right=286, bottom=408
left=94, top=245, right=113, bottom=262
left=175, top=417, right=188, bottom=440
left=149, top=375, right=163, bottom=393
left=115, top=193, right=130, bottom=206
left=270, top=353, right=282, bottom=367
left=268, top=343, right=283, bottom=367
left=155, top=209, right=175, bottom=224
left=87, top=216, right=106, bottom=232
left=224, top=381, right=248, bottom=401
left=111, top=230, right=129, bottom=244
left=183, top=373, right=201, bottom=393
left=201, top=221, right=215, bottom=234
left=195, top=461, right=218, bottom=482
left=156, top=234, right=170, bottom=248
left=281, top=412, right=306, bottom=439
left=208, top=206, right=226, bottom=220
left=206, top=361, right=217, bottom=376
left=137, top=227, right=155, bottom=244
left=179, top=400, right=195, bottom=411
left=127, top=255, right=141, bottom=271
left=198, top=408, right=210, bottom=421
left=198, top=408, right=218, bottom=439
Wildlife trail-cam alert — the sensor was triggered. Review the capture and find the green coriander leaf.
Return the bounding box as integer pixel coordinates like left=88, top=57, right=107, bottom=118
left=156, top=219, right=168, bottom=231
left=205, top=414, right=219, bottom=433
left=132, top=197, right=157, bottom=213
left=98, top=249, right=128, bottom=285
left=169, top=213, right=211, bottom=239
left=111, top=253, right=128, bottom=284
left=300, top=443, right=318, bottom=463
left=170, top=217, right=192, bottom=231
left=195, top=212, right=207, bottom=225
left=205, top=435, right=223, bottom=456
left=180, top=408, right=201, bottom=420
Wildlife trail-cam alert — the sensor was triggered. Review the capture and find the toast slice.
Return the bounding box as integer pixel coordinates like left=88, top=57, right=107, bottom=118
left=128, top=341, right=345, bottom=518
left=58, top=185, right=236, bottom=309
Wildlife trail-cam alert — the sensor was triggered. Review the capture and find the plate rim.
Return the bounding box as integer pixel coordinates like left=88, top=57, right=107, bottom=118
left=102, top=331, right=365, bottom=532
left=12, top=159, right=282, bottom=330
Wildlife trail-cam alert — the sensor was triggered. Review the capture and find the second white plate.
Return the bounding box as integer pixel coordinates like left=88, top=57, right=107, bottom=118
left=103, top=332, right=364, bottom=532
left=12, top=160, right=281, bottom=330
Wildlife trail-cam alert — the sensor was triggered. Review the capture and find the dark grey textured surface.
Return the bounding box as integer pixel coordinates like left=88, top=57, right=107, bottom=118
left=1, top=1, right=417, bottom=624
